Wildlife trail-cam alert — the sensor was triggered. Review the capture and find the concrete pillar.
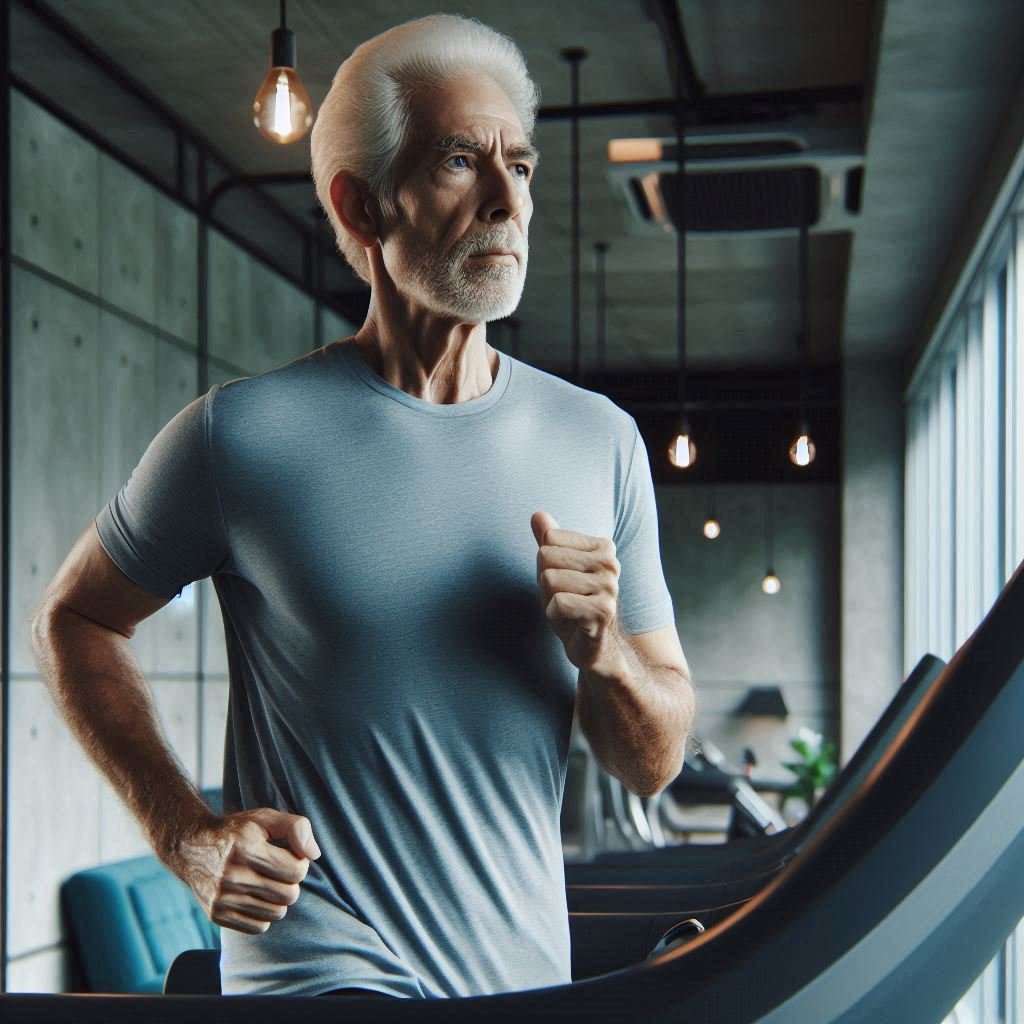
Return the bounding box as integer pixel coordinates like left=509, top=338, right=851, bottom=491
left=840, top=356, right=905, bottom=762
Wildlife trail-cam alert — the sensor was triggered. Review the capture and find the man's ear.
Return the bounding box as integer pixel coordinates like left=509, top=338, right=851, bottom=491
left=329, top=170, right=378, bottom=249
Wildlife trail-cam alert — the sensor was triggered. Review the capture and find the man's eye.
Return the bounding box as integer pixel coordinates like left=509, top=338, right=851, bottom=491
left=514, top=163, right=533, bottom=179
left=447, top=154, right=470, bottom=168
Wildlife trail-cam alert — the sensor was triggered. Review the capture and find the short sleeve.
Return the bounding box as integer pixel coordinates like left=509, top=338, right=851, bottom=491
left=612, top=419, right=675, bottom=634
left=94, top=386, right=231, bottom=599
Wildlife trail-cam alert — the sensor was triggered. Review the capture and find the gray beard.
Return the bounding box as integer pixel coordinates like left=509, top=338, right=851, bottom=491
left=388, top=234, right=528, bottom=323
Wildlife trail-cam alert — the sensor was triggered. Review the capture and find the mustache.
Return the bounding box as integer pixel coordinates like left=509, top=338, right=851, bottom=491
left=461, top=235, right=526, bottom=258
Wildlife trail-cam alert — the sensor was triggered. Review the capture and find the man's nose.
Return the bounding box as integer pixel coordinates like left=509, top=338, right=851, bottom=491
left=479, top=164, right=526, bottom=223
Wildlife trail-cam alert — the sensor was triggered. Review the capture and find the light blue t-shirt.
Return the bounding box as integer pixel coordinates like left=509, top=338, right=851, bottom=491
left=94, top=339, right=675, bottom=998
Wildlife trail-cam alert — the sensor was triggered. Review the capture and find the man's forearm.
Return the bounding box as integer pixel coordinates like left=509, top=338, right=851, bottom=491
left=575, top=622, right=695, bottom=798
left=30, top=605, right=213, bottom=870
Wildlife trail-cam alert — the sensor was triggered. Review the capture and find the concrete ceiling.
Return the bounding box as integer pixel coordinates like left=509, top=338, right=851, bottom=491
left=11, top=0, right=1024, bottom=377
left=843, top=0, right=1024, bottom=362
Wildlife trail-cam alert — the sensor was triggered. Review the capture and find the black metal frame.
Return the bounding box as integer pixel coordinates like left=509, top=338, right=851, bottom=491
left=9, top=0, right=355, bottom=328
left=1, top=0, right=12, bottom=992
left=536, top=88, right=862, bottom=126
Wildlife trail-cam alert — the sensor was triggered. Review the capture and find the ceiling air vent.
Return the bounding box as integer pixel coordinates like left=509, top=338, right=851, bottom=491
left=608, top=115, right=863, bottom=237
left=661, top=166, right=821, bottom=232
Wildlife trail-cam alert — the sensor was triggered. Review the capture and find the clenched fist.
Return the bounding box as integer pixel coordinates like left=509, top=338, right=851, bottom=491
left=171, top=806, right=321, bottom=935
left=532, top=509, right=627, bottom=677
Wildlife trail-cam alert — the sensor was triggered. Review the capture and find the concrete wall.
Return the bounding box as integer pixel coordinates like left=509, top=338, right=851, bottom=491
left=4, top=90, right=356, bottom=993
left=839, top=357, right=905, bottom=762
left=655, top=482, right=841, bottom=777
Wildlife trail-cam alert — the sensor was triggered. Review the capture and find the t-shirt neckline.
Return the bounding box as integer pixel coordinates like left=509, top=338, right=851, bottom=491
left=334, top=339, right=512, bottom=417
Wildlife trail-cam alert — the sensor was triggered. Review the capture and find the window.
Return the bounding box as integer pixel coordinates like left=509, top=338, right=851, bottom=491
left=905, top=169, right=1024, bottom=1024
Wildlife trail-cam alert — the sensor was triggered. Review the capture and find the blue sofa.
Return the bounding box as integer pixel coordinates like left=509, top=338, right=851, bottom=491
left=61, top=788, right=222, bottom=993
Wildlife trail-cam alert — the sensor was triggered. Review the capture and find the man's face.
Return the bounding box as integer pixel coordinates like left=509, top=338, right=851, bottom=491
left=378, top=71, right=537, bottom=323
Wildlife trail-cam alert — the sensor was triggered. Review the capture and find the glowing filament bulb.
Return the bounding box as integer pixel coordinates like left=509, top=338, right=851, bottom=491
left=273, top=72, right=293, bottom=136
left=703, top=518, right=721, bottom=539
left=253, top=62, right=313, bottom=144
left=669, top=433, right=697, bottom=468
left=762, top=573, right=781, bottom=595
left=788, top=433, right=816, bottom=467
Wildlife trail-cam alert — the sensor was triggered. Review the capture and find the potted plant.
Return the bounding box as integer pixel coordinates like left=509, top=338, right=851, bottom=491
left=780, top=726, right=837, bottom=820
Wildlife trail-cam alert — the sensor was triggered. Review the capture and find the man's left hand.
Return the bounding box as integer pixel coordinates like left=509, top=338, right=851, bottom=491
left=531, top=510, right=626, bottom=676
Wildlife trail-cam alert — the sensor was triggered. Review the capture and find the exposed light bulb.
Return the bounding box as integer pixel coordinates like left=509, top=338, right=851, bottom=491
left=273, top=73, right=293, bottom=135
left=788, top=432, right=816, bottom=467
left=253, top=67, right=313, bottom=143
left=761, top=573, right=781, bottom=595
left=703, top=518, right=721, bottom=539
left=668, top=433, right=697, bottom=468
left=253, top=16, right=313, bottom=145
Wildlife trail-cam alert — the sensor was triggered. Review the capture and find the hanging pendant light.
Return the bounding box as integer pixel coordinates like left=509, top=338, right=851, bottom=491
left=703, top=394, right=720, bottom=538
left=253, top=0, right=314, bottom=145
left=668, top=66, right=695, bottom=469
left=789, top=430, right=816, bottom=467
left=670, top=432, right=697, bottom=468
left=703, top=482, right=721, bottom=540
left=788, top=207, right=816, bottom=466
left=761, top=486, right=781, bottom=594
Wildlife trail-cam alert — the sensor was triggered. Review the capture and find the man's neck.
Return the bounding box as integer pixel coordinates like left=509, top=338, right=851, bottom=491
left=350, top=314, right=499, bottom=406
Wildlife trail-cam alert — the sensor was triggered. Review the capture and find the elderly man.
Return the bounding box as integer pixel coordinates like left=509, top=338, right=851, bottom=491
left=31, top=12, right=694, bottom=1001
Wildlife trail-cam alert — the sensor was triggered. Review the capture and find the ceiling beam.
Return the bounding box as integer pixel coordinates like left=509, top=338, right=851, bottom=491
left=650, top=0, right=706, bottom=106
left=536, top=86, right=863, bottom=125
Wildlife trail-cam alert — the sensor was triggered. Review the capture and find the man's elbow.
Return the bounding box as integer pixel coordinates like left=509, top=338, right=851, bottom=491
left=628, top=779, right=662, bottom=800
left=642, top=760, right=685, bottom=799
left=627, top=774, right=675, bottom=800
left=624, top=753, right=685, bottom=799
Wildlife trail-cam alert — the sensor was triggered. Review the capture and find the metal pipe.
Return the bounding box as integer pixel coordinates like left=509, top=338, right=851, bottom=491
left=1, top=0, right=12, bottom=988
left=195, top=148, right=209, bottom=789
left=654, top=0, right=705, bottom=107
left=676, top=69, right=688, bottom=431
left=535, top=84, right=862, bottom=123
left=799, top=221, right=810, bottom=429
left=15, top=0, right=324, bottom=305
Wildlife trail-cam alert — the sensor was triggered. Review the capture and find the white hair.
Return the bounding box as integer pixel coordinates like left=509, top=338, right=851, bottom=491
left=310, top=13, right=541, bottom=286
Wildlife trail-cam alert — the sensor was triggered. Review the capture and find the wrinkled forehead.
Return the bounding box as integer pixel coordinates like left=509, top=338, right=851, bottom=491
left=399, top=73, right=530, bottom=168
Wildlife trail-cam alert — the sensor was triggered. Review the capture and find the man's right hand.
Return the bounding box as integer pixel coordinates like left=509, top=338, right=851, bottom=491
left=173, top=807, right=322, bottom=935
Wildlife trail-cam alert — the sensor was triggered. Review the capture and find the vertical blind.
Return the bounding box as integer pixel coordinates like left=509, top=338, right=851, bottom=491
left=905, top=185, right=1024, bottom=1024
left=906, top=210, right=1023, bottom=668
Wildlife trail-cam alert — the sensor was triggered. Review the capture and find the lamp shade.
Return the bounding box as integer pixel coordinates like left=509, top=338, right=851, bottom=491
left=736, top=685, right=789, bottom=718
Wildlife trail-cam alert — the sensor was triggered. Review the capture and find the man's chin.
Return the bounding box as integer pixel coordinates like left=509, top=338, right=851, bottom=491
left=446, top=284, right=524, bottom=323
left=478, top=292, right=524, bottom=323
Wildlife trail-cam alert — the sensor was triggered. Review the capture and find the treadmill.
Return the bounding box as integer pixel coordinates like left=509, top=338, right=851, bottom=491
left=558, top=652, right=949, bottom=975
left=594, top=739, right=788, bottom=852
left=5, top=561, right=1022, bottom=1023
left=565, top=650, right=947, bottom=884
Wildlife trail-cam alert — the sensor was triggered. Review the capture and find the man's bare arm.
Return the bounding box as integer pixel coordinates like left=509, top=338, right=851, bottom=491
left=574, top=627, right=694, bottom=798
left=532, top=512, right=694, bottom=797
left=32, top=565, right=211, bottom=869
left=30, top=522, right=318, bottom=934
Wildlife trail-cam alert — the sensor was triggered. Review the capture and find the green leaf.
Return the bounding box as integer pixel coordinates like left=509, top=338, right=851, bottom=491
left=790, top=738, right=811, bottom=758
